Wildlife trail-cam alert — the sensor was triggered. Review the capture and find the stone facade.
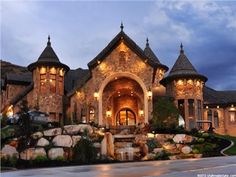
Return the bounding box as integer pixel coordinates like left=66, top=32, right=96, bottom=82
left=1, top=28, right=236, bottom=136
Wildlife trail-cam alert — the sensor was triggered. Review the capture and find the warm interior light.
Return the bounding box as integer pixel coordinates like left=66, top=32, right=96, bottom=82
left=177, top=79, right=183, bottom=85
left=59, top=69, right=64, bottom=76
left=40, top=67, right=46, bottom=74
left=7, top=105, right=13, bottom=117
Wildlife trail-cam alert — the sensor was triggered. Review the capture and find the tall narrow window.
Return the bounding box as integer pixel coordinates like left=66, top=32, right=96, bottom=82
left=178, top=99, right=185, bottom=118
left=189, top=119, right=195, bottom=129
left=89, top=107, right=95, bottom=123
left=40, top=74, right=47, bottom=94
left=229, top=111, right=236, bottom=123
left=81, top=108, right=87, bottom=123
left=207, top=110, right=212, bottom=122
left=50, top=74, right=56, bottom=93
left=214, top=111, right=219, bottom=128
left=188, top=99, right=194, bottom=117
left=197, top=100, right=202, bottom=120
left=58, top=76, right=63, bottom=95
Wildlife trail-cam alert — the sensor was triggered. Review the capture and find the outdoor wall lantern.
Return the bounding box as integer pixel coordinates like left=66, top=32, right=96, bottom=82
left=94, top=91, right=99, bottom=101
left=106, top=110, right=112, bottom=118
left=139, top=110, right=144, bottom=117
left=147, top=88, right=152, bottom=100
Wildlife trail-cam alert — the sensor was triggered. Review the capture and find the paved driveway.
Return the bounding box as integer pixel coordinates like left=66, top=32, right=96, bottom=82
left=2, top=156, right=236, bottom=177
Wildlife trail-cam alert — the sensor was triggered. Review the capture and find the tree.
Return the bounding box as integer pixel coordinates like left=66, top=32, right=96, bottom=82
left=151, top=97, right=179, bottom=131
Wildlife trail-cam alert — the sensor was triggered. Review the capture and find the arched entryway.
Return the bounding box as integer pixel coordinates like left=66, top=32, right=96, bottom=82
left=98, top=72, right=148, bottom=126
left=116, top=108, right=136, bottom=126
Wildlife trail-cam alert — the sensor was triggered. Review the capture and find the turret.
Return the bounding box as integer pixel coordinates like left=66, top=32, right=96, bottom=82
left=28, top=36, right=70, bottom=123
left=160, top=43, right=207, bottom=129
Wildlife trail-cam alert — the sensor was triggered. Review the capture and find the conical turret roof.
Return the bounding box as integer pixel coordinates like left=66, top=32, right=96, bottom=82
left=28, top=36, right=69, bottom=72
left=160, top=43, right=207, bottom=86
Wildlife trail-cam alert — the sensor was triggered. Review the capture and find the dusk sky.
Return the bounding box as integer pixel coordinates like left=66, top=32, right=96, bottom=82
left=1, top=0, right=236, bottom=90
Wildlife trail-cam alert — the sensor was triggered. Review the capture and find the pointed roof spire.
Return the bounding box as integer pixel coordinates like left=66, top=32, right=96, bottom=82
left=180, top=42, right=184, bottom=54
left=146, top=37, right=149, bottom=47
left=47, top=35, right=51, bottom=47
left=120, top=21, right=124, bottom=31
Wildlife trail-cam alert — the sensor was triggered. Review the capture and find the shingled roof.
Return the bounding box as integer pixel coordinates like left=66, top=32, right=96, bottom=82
left=144, top=38, right=168, bottom=71
left=28, top=36, right=69, bottom=72
left=160, top=43, right=207, bottom=86
left=88, top=24, right=168, bottom=71
left=6, top=72, right=32, bottom=85
left=203, top=86, right=236, bottom=106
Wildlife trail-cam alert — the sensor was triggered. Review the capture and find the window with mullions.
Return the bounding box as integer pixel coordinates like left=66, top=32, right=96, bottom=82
left=50, top=74, right=56, bottom=93
left=214, top=111, right=219, bottom=128
left=188, top=99, right=194, bottom=117
left=40, top=74, right=47, bottom=94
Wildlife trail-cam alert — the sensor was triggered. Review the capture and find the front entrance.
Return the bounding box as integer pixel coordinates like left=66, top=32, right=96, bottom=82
left=116, top=108, right=136, bottom=126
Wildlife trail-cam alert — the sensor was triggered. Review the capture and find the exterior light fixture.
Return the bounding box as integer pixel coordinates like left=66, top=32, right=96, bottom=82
left=97, top=60, right=101, bottom=64
left=147, top=88, right=152, bottom=100
left=139, top=110, right=144, bottom=116
left=217, top=105, right=220, bottom=109
left=94, top=91, right=99, bottom=100
left=106, top=110, right=112, bottom=118
left=206, top=106, right=209, bottom=109
left=231, top=104, right=234, bottom=108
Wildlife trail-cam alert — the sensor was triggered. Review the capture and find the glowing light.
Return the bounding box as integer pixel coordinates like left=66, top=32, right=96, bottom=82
left=206, top=106, right=209, bottom=109
left=177, top=79, right=183, bottom=85
left=40, top=67, right=46, bottom=74
left=217, top=105, right=220, bottom=109
left=7, top=105, right=13, bottom=118
left=94, top=92, right=99, bottom=100
left=147, top=133, right=155, bottom=138
left=106, top=110, right=111, bottom=118
left=139, top=110, right=144, bottom=116
left=97, top=60, right=101, bottom=64
left=147, top=88, right=152, bottom=100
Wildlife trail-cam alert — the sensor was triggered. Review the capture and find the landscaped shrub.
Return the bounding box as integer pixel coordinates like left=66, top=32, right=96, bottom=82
left=154, top=151, right=170, bottom=160
left=197, top=138, right=205, bottom=143
left=1, top=155, right=18, bottom=167
left=34, top=155, right=48, bottom=164
left=202, top=133, right=209, bottom=138
left=73, top=137, right=97, bottom=164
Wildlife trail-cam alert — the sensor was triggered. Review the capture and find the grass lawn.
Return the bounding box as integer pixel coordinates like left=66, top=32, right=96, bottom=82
left=214, top=134, right=236, bottom=155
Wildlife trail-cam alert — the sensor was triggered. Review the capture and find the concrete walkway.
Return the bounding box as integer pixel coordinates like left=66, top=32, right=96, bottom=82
left=1, top=156, right=236, bottom=177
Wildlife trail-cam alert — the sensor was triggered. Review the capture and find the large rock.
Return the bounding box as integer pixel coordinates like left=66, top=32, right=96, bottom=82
left=173, top=134, right=186, bottom=143
left=1, top=145, right=18, bottom=158
left=63, top=125, right=81, bottom=135
left=48, top=148, right=64, bottom=160
left=153, top=148, right=163, bottom=154
left=140, top=143, right=148, bottom=157
left=71, top=135, right=81, bottom=147
left=44, top=128, right=62, bottom=136
left=184, top=135, right=195, bottom=143
left=135, top=135, right=147, bottom=145
left=37, top=138, right=50, bottom=147
left=77, top=124, right=93, bottom=134
left=52, top=135, right=72, bottom=147
left=20, top=148, right=46, bottom=160
left=181, top=146, right=192, bottom=154
left=31, top=132, right=43, bottom=139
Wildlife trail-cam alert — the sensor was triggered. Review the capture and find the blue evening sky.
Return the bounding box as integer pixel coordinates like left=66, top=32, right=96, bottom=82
left=1, top=0, right=236, bottom=90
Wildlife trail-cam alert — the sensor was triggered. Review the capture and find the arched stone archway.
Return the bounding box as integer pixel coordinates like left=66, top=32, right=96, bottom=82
left=98, top=72, right=149, bottom=125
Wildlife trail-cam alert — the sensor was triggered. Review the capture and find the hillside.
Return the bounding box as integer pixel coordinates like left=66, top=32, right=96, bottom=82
left=0, top=60, right=28, bottom=78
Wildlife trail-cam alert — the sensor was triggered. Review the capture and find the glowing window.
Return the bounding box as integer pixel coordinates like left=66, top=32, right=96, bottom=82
left=58, top=76, right=63, bottom=95
left=229, top=111, right=236, bottom=123
left=40, top=74, right=47, bottom=94
left=50, top=74, right=56, bottom=93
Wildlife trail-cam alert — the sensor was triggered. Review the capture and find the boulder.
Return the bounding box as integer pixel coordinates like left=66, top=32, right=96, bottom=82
left=31, top=132, right=43, bottom=139
left=140, top=143, right=148, bottom=157
left=72, top=135, right=81, bottom=147
left=155, top=134, right=166, bottom=142
left=48, top=148, right=64, bottom=160
left=153, top=148, right=163, bottom=154
left=173, top=134, right=186, bottom=144
left=77, top=124, right=93, bottom=134
left=52, top=135, right=72, bottom=147
left=20, top=148, right=46, bottom=160
left=146, top=153, right=155, bottom=160
left=163, top=142, right=176, bottom=150
left=1, top=145, right=18, bottom=158
left=37, top=138, right=50, bottom=147
left=181, top=146, right=192, bottom=154
left=135, top=135, right=147, bottom=145
left=184, top=135, right=195, bottom=143
left=44, top=128, right=62, bottom=136
left=63, top=125, right=81, bottom=135
left=106, top=132, right=114, bottom=158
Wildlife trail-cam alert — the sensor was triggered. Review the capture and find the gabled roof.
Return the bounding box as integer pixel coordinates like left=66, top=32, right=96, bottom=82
left=88, top=26, right=168, bottom=70
left=144, top=38, right=168, bottom=71
left=203, top=86, right=236, bottom=105
left=160, top=44, right=207, bottom=86
left=6, top=72, right=32, bottom=85
left=28, top=36, right=69, bottom=72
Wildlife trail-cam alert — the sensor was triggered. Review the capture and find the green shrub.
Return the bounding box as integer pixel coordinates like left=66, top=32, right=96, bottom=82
left=197, top=138, right=205, bottom=143
left=54, top=156, right=65, bottom=161
left=34, top=155, right=48, bottom=163
left=1, top=155, right=18, bottom=167
left=73, top=137, right=97, bottom=164
left=154, top=151, right=170, bottom=160
left=192, top=148, right=200, bottom=154
left=147, top=139, right=160, bottom=152
left=202, top=133, right=209, bottom=138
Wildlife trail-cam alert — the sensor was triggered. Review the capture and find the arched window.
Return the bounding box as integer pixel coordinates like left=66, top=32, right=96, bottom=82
left=214, top=111, right=219, bottom=128
left=207, top=110, right=212, bottom=122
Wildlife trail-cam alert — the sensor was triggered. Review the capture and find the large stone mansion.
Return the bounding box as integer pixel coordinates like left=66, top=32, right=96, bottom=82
left=1, top=25, right=236, bottom=136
